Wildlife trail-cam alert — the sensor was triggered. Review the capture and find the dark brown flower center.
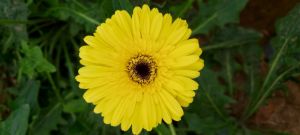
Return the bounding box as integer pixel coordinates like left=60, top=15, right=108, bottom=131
left=134, top=62, right=151, bottom=79
left=127, top=54, right=157, bottom=85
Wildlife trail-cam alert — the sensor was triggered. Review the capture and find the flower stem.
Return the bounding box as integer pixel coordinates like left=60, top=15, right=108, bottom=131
left=169, top=123, right=176, bottom=135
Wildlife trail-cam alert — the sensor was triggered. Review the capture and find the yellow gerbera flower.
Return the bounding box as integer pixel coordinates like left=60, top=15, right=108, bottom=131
left=76, top=4, right=204, bottom=134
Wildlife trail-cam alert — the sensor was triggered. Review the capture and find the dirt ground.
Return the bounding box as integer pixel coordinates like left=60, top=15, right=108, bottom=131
left=251, top=80, right=300, bottom=134
left=240, top=0, right=300, bottom=36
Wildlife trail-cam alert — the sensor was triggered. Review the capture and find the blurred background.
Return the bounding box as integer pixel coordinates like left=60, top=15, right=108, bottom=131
left=1, top=0, right=300, bottom=135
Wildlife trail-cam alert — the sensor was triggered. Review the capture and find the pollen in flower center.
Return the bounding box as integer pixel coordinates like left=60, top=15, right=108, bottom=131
left=127, top=54, right=157, bottom=85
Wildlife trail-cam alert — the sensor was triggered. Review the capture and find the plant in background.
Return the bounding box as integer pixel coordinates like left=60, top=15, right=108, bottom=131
left=1, top=0, right=300, bottom=135
left=76, top=4, right=204, bottom=134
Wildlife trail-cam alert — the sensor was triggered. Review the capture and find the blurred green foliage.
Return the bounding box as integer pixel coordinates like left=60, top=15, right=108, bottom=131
left=0, top=0, right=300, bottom=135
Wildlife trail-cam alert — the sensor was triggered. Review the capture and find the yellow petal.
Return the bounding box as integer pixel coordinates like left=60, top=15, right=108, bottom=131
left=179, top=28, right=192, bottom=43
left=111, top=96, right=129, bottom=126
left=150, top=8, right=163, bottom=40
left=96, top=21, right=129, bottom=51
left=132, top=102, right=143, bottom=135
left=164, top=78, right=184, bottom=92
left=177, top=94, right=194, bottom=107
left=175, top=76, right=199, bottom=90
left=173, top=70, right=200, bottom=78
left=158, top=98, right=172, bottom=124
left=94, top=98, right=109, bottom=113
left=132, top=6, right=142, bottom=39
left=148, top=95, right=157, bottom=127
left=112, top=10, right=133, bottom=40
left=101, top=97, right=123, bottom=125
left=141, top=94, right=150, bottom=131
left=75, top=75, right=114, bottom=89
left=170, top=55, right=199, bottom=68
left=79, top=46, right=118, bottom=67
left=158, top=14, right=172, bottom=40
left=193, top=48, right=203, bottom=56
left=169, top=39, right=199, bottom=57
left=78, top=66, right=116, bottom=77
left=121, top=94, right=136, bottom=131
left=183, top=59, right=204, bottom=71
left=159, top=90, right=183, bottom=121
left=83, top=84, right=116, bottom=103
left=140, top=5, right=151, bottom=39
left=83, top=36, right=112, bottom=50
left=166, top=23, right=188, bottom=45
left=153, top=93, right=163, bottom=124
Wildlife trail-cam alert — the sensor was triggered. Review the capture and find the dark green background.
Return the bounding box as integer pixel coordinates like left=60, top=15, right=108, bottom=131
left=1, top=0, right=300, bottom=135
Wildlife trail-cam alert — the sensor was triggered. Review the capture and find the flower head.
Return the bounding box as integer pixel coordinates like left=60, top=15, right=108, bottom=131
left=76, top=4, right=204, bottom=134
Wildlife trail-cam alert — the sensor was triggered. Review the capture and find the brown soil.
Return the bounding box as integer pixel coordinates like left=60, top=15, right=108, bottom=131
left=240, top=0, right=300, bottom=36
left=251, top=81, right=300, bottom=135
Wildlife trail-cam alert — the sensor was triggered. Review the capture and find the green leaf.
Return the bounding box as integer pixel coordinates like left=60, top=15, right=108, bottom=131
left=0, top=0, right=28, bottom=20
left=112, top=0, right=133, bottom=12
left=206, top=26, right=262, bottom=95
left=187, top=68, right=236, bottom=134
left=56, top=107, right=105, bottom=135
left=184, top=113, right=202, bottom=134
left=276, top=4, right=300, bottom=38
left=210, top=25, right=262, bottom=44
left=169, top=0, right=194, bottom=18
left=43, top=0, right=113, bottom=32
left=19, top=42, right=56, bottom=78
left=154, top=123, right=171, bottom=135
left=272, top=4, right=300, bottom=68
left=0, top=0, right=28, bottom=53
left=12, top=80, right=40, bottom=113
left=235, top=128, right=263, bottom=135
left=197, top=68, right=235, bottom=112
left=192, top=0, right=248, bottom=34
left=185, top=112, right=236, bottom=135
left=244, top=4, right=300, bottom=120
left=63, top=98, right=89, bottom=113
left=73, top=111, right=104, bottom=134
left=268, top=4, right=300, bottom=88
left=30, top=103, right=63, bottom=135
left=0, top=104, right=30, bottom=135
